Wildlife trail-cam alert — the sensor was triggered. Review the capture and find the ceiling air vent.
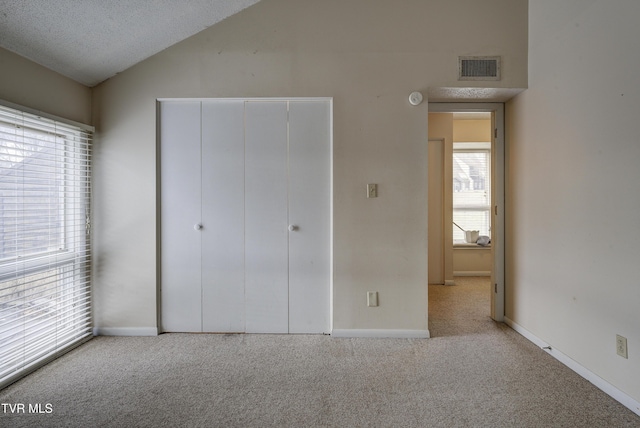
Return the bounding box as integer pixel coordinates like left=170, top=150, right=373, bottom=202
left=458, top=56, right=501, bottom=81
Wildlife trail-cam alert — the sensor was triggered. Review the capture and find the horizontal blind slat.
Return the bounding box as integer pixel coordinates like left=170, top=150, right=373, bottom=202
left=0, top=102, right=92, bottom=388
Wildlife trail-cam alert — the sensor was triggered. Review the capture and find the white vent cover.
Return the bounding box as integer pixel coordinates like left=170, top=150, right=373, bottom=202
left=458, top=56, right=501, bottom=81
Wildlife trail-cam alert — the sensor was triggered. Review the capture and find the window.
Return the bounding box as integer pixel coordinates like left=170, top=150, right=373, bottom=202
left=0, top=103, right=92, bottom=388
left=453, top=142, right=491, bottom=244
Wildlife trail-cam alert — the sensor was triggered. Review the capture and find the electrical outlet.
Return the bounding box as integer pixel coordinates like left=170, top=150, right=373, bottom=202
left=367, top=291, right=378, bottom=307
left=616, top=335, right=628, bottom=359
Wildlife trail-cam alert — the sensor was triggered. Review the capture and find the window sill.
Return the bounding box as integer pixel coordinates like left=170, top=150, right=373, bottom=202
left=453, top=243, right=491, bottom=249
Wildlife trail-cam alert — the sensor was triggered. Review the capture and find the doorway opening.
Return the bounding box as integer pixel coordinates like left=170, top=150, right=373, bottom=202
left=427, top=103, right=505, bottom=333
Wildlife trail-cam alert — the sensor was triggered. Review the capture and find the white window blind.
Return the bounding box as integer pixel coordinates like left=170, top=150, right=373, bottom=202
left=453, top=143, right=491, bottom=244
left=0, top=104, right=92, bottom=388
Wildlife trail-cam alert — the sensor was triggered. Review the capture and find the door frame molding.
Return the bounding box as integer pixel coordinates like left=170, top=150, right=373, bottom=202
left=427, top=138, right=446, bottom=285
left=428, top=102, right=505, bottom=322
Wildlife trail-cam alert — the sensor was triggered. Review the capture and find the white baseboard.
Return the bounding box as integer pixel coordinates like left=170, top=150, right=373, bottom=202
left=504, top=317, right=640, bottom=417
left=444, top=280, right=455, bottom=286
left=453, top=271, right=491, bottom=277
left=331, top=329, right=430, bottom=339
left=93, top=327, right=158, bottom=337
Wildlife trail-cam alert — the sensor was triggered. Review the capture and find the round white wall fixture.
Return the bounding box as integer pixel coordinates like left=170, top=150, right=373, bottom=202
left=408, top=91, right=423, bottom=106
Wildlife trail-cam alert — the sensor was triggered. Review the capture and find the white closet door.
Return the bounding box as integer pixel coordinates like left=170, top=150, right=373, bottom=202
left=201, top=100, right=245, bottom=332
left=244, top=101, right=289, bottom=333
left=288, top=101, right=331, bottom=333
left=160, top=101, right=202, bottom=332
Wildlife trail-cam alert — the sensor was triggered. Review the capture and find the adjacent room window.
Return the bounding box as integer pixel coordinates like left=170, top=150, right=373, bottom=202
left=453, top=142, right=491, bottom=244
left=0, top=104, right=92, bottom=388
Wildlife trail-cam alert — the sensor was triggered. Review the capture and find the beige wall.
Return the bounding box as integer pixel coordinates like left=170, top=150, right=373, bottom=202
left=453, top=247, right=491, bottom=275
left=0, top=47, right=91, bottom=124
left=92, top=0, right=528, bottom=333
left=453, top=119, right=492, bottom=142
left=508, top=0, right=640, bottom=403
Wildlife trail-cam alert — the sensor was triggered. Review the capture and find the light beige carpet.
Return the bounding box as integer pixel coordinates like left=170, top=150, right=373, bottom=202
left=1, top=278, right=639, bottom=427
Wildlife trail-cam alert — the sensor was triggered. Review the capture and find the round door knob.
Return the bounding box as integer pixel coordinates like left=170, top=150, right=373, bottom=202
left=288, top=225, right=299, bottom=232
left=194, top=223, right=203, bottom=231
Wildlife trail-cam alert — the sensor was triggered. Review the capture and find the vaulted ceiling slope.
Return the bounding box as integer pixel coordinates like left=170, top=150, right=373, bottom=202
left=0, top=0, right=261, bottom=87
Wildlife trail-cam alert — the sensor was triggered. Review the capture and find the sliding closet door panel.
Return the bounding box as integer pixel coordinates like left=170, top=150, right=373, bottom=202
left=201, top=100, right=245, bottom=332
left=245, top=101, right=289, bottom=333
left=287, top=101, right=331, bottom=333
left=160, top=101, right=202, bottom=332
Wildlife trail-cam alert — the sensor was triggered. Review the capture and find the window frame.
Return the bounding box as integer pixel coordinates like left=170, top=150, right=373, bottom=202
left=0, top=100, right=93, bottom=389
left=452, top=143, right=492, bottom=246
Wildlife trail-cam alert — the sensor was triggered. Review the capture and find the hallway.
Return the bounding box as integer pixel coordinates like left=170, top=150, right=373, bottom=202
left=428, top=276, right=493, bottom=337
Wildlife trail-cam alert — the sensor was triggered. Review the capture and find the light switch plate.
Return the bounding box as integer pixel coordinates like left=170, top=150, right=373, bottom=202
left=367, top=183, right=378, bottom=198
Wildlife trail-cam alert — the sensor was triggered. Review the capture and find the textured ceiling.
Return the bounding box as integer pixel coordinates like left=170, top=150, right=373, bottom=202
left=0, top=0, right=261, bottom=87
